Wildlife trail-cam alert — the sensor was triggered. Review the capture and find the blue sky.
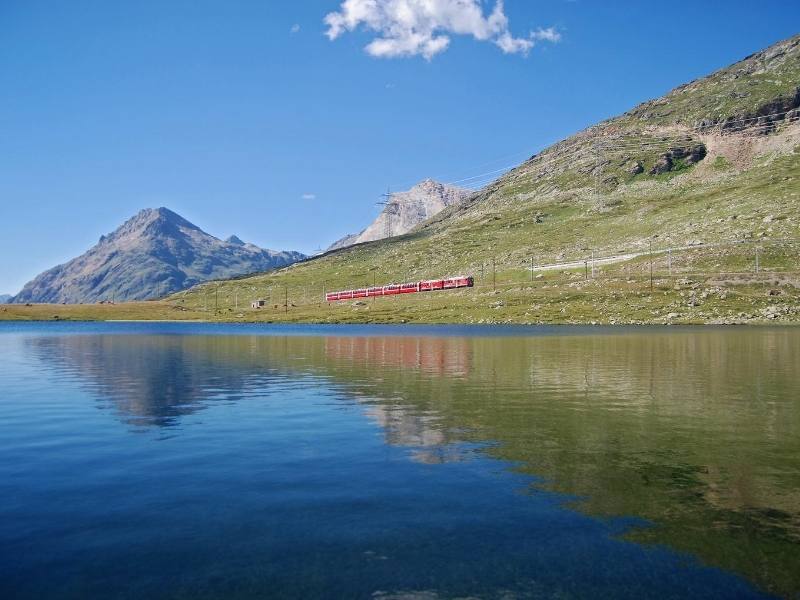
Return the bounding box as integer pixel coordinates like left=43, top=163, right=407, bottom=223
left=1, top=1, right=798, bottom=294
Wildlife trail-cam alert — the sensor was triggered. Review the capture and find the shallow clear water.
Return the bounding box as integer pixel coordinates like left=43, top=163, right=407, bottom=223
left=1, top=323, right=798, bottom=599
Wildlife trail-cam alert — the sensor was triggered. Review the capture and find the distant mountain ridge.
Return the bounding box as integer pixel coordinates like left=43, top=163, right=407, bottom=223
left=328, top=179, right=471, bottom=251
left=12, top=208, right=305, bottom=303
left=0, top=294, right=11, bottom=304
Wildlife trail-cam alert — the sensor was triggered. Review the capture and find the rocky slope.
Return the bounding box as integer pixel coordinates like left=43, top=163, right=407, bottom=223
left=328, top=179, right=471, bottom=251
left=12, top=208, right=305, bottom=303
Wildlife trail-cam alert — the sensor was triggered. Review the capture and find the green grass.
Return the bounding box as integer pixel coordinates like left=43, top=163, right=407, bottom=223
left=711, top=156, right=733, bottom=171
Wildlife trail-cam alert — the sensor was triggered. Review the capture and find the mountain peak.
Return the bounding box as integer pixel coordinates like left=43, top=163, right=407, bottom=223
left=130, top=207, right=196, bottom=228
left=327, top=179, right=471, bottom=251
left=412, top=178, right=444, bottom=192
left=12, top=208, right=306, bottom=304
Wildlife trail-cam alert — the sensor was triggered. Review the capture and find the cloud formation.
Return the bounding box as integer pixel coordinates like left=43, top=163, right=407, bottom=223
left=301, top=193, right=316, bottom=200
left=324, top=0, right=559, bottom=60
left=532, top=27, right=561, bottom=43
left=291, top=24, right=301, bottom=34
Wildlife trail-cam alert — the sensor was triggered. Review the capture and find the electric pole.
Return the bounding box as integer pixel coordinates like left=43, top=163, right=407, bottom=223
left=376, top=187, right=396, bottom=240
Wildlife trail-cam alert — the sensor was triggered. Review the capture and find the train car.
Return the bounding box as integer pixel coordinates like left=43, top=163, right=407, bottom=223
left=326, top=275, right=473, bottom=303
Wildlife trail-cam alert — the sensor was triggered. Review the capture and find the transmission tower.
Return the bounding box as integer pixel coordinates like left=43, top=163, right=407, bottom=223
left=376, top=186, right=399, bottom=239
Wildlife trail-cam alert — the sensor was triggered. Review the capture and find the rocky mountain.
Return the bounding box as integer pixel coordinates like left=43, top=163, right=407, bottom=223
left=0, top=294, right=11, bottom=304
left=328, top=179, right=471, bottom=251
left=12, top=208, right=305, bottom=303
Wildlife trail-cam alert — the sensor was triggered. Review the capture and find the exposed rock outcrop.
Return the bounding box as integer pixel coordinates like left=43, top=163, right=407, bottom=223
left=327, top=179, right=471, bottom=251
left=649, top=144, right=708, bottom=174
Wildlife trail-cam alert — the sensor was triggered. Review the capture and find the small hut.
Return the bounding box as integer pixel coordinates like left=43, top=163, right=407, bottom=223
left=251, top=299, right=266, bottom=309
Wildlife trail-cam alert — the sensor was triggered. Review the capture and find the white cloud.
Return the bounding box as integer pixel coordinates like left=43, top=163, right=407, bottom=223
left=290, top=23, right=301, bottom=33
left=324, top=0, right=560, bottom=60
left=532, top=26, right=561, bottom=43
left=301, top=193, right=316, bottom=200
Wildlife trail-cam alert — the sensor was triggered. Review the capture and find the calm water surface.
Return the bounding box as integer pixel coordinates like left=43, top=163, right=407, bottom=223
left=1, top=323, right=798, bottom=599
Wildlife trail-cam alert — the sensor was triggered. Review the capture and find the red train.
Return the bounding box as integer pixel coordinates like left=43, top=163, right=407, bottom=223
left=325, top=275, right=474, bottom=302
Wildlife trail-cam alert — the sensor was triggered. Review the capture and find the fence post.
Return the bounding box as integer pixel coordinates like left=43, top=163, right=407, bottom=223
left=591, top=250, right=595, bottom=278
left=668, top=248, right=672, bottom=276
left=492, top=257, right=496, bottom=291
left=755, top=246, right=760, bottom=274
left=530, top=257, right=534, bottom=282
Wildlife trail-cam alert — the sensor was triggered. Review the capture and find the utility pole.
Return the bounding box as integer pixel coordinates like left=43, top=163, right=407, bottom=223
left=285, top=286, right=288, bottom=314
left=492, top=257, right=496, bottom=291
left=530, top=257, right=534, bottom=282
left=234, top=289, right=238, bottom=310
left=591, top=250, right=595, bottom=278
left=584, top=260, right=588, bottom=281
left=755, top=246, right=760, bottom=274
left=480, top=262, right=485, bottom=284
left=668, top=248, right=672, bottom=276
left=204, top=289, right=208, bottom=312
left=215, top=286, right=219, bottom=314
left=376, top=187, right=395, bottom=240
left=649, top=240, right=654, bottom=293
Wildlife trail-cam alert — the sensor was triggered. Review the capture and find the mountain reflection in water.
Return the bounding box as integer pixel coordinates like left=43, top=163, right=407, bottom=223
left=23, top=327, right=800, bottom=598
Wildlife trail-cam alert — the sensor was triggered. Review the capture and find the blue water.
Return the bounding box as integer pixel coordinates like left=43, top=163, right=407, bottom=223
left=0, top=322, right=779, bottom=599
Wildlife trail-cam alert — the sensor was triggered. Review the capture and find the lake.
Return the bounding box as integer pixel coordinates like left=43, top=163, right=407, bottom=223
left=1, top=323, right=798, bottom=599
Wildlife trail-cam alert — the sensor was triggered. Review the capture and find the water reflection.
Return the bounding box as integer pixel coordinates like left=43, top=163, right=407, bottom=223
left=25, top=327, right=800, bottom=598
